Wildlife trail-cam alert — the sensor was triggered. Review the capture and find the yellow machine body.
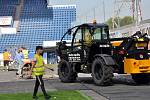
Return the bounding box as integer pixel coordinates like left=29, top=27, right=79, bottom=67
left=124, top=58, right=150, bottom=74
left=111, top=41, right=123, bottom=47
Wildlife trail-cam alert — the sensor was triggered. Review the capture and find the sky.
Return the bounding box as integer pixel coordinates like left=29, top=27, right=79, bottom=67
left=48, top=0, right=150, bottom=24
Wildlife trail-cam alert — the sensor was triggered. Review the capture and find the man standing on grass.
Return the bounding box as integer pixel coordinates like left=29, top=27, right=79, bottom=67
left=31, top=46, right=50, bottom=100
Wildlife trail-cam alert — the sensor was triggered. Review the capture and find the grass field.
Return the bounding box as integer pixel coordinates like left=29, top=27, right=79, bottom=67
left=0, top=90, right=91, bottom=100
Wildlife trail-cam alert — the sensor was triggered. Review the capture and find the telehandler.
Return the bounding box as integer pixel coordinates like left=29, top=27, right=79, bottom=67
left=56, top=22, right=150, bottom=86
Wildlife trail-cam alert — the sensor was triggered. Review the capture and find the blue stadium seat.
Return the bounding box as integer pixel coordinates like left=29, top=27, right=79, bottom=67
left=0, top=0, right=76, bottom=53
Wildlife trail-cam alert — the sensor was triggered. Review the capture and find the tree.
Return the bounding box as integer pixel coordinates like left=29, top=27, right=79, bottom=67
left=120, top=16, right=133, bottom=26
left=106, top=16, right=133, bottom=29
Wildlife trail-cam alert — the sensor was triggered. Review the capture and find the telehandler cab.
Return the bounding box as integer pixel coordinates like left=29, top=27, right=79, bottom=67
left=56, top=22, right=150, bottom=86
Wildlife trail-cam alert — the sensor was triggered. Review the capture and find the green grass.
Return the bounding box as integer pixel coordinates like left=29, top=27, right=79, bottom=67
left=0, top=90, right=91, bottom=100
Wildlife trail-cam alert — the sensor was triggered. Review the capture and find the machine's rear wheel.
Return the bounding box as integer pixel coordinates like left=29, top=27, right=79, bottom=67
left=58, top=60, right=77, bottom=82
left=92, top=58, right=114, bottom=86
left=132, top=73, right=150, bottom=84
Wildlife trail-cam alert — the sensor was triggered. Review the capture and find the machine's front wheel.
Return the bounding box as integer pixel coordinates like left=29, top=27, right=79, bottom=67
left=58, top=60, right=77, bottom=83
left=132, top=73, right=150, bottom=84
left=92, top=58, right=114, bottom=86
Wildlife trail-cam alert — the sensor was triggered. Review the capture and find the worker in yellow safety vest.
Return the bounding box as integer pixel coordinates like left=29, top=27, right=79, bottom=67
left=22, top=49, right=28, bottom=59
left=84, top=31, right=92, bottom=46
left=31, top=46, right=50, bottom=100
left=3, top=49, right=11, bottom=71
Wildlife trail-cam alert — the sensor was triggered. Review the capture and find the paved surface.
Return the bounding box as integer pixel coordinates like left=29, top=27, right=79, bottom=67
left=0, top=71, right=150, bottom=100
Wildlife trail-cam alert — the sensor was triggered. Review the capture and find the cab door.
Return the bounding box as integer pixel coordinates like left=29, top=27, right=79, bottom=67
left=68, top=27, right=84, bottom=62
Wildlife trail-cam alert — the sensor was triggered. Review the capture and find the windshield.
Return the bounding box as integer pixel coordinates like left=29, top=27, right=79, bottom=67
left=92, top=27, right=108, bottom=40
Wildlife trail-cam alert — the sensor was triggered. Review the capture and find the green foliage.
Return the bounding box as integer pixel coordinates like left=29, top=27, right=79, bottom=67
left=120, top=16, right=133, bottom=26
left=106, top=16, right=133, bottom=29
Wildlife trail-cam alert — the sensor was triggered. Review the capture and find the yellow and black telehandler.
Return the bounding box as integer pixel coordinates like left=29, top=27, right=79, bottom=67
left=56, top=22, right=150, bottom=86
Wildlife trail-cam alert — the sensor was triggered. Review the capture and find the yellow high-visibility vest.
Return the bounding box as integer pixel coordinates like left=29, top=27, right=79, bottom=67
left=3, top=52, right=11, bottom=61
left=84, top=32, right=92, bottom=46
left=32, top=54, right=45, bottom=76
left=22, top=50, right=28, bottom=59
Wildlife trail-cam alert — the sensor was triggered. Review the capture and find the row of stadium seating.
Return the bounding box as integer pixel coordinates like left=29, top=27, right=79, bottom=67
left=0, top=6, right=15, bottom=16
left=0, top=0, right=76, bottom=54
left=0, top=0, right=20, bottom=16
left=0, top=0, right=20, bottom=5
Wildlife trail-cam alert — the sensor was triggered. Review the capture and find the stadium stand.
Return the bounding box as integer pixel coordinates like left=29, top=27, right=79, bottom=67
left=0, top=0, right=76, bottom=56
left=0, top=0, right=20, bottom=16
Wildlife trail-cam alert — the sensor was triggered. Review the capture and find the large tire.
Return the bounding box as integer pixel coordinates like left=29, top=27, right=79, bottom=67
left=58, top=60, right=77, bottom=83
left=92, top=58, right=114, bottom=86
left=132, top=73, right=150, bottom=84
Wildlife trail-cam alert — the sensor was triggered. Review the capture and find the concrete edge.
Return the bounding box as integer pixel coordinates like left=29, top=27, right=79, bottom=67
left=76, top=90, right=92, bottom=100
left=80, top=90, right=109, bottom=100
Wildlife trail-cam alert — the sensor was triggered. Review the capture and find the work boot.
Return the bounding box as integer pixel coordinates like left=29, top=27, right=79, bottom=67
left=44, top=95, right=51, bottom=100
left=32, top=96, right=38, bottom=100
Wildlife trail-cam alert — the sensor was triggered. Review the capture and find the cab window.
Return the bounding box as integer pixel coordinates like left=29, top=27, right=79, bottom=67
left=92, top=27, right=108, bottom=40
left=93, top=28, right=101, bottom=40
left=74, top=28, right=82, bottom=43
left=83, top=28, right=92, bottom=42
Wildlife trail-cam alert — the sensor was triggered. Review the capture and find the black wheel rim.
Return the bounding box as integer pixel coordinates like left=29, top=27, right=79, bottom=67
left=94, top=61, right=103, bottom=80
left=60, top=63, right=69, bottom=77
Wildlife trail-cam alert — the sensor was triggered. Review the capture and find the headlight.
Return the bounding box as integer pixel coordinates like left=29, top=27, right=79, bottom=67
left=139, top=54, right=144, bottom=59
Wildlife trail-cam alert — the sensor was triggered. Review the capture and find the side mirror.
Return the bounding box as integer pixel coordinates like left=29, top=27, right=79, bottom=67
left=62, top=41, right=67, bottom=44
